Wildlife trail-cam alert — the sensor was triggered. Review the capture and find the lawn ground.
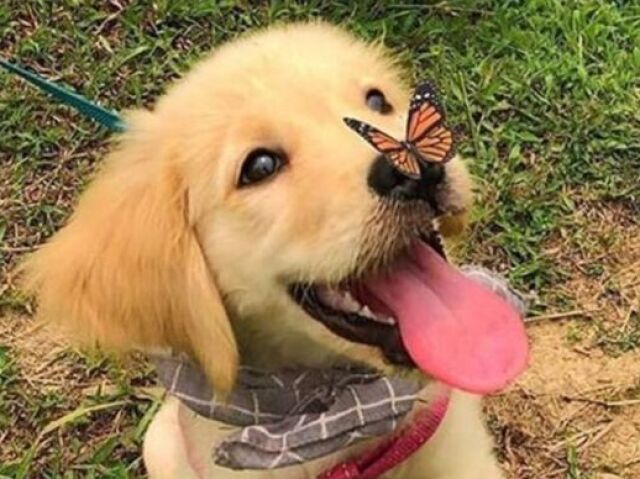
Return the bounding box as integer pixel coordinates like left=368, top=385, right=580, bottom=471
left=1, top=1, right=639, bottom=478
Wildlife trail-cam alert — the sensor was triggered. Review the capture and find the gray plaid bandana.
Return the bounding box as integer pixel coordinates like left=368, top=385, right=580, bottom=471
left=153, top=266, right=526, bottom=471
left=154, top=358, right=421, bottom=470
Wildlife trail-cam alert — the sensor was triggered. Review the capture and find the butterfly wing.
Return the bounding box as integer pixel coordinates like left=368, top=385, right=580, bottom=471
left=386, top=149, right=421, bottom=179
left=414, top=125, right=455, bottom=164
left=343, top=117, right=421, bottom=178
left=405, top=82, right=455, bottom=164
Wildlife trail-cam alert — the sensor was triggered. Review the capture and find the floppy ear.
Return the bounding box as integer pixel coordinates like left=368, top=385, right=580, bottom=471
left=437, top=156, right=473, bottom=238
left=22, top=114, right=238, bottom=393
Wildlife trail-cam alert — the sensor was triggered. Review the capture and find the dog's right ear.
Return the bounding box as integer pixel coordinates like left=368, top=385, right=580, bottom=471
left=437, top=156, right=473, bottom=238
left=21, top=112, right=238, bottom=394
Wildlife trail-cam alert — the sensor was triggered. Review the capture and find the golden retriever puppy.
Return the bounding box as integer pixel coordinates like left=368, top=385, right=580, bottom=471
left=24, top=23, right=528, bottom=479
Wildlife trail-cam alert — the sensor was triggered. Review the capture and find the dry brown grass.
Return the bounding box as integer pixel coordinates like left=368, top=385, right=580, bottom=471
left=0, top=314, right=159, bottom=475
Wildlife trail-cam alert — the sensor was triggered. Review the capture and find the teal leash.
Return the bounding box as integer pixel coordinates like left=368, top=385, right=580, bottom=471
left=0, top=57, right=127, bottom=132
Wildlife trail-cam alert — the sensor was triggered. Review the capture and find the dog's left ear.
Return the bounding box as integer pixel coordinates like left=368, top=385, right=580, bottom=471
left=21, top=112, right=238, bottom=394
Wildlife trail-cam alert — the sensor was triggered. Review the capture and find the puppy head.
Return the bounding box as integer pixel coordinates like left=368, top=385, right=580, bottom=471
left=23, top=23, right=472, bottom=392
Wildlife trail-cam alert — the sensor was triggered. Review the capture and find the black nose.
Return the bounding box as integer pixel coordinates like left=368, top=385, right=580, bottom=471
left=367, top=155, right=444, bottom=204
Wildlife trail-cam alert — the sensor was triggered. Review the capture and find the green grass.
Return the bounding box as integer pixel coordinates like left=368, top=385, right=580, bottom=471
left=567, top=445, right=592, bottom=479
left=1, top=1, right=639, bottom=477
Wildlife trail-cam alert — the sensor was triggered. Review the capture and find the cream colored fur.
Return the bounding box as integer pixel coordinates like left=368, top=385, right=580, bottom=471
left=24, top=23, right=503, bottom=478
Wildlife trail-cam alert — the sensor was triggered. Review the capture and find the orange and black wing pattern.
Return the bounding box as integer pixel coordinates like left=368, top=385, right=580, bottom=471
left=406, top=82, right=455, bottom=164
left=343, top=117, right=421, bottom=179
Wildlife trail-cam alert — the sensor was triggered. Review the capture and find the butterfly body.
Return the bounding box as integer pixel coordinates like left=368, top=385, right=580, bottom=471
left=344, top=82, right=455, bottom=179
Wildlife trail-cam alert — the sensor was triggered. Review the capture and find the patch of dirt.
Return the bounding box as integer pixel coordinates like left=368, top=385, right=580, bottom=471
left=489, top=322, right=640, bottom=478
left=488, top=202, right=640, bottom=478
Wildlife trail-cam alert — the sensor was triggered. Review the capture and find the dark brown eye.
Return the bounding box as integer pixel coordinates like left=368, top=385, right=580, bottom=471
left=366, top=88, right=393, bottom=114
left=239, top=148, right=285, bottom=186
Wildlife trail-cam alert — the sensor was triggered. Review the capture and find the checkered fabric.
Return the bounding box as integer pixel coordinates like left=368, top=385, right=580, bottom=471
left=154, top=357, right=420, bottom=470
left=153, top=266, right=527, bottom=471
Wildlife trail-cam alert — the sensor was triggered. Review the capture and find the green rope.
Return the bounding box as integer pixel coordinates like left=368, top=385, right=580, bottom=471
left=1, top=57, right=127, bottom=132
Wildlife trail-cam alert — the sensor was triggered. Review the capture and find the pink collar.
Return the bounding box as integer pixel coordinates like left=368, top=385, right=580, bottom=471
left=318, top=390, right=450, bottom=479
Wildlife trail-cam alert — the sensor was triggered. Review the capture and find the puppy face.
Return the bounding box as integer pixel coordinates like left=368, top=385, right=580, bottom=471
left=24, top=23, right=472, bottom=392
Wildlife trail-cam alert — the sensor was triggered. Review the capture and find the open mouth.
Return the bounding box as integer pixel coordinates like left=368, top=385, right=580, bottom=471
left=290, top=234, right=446, bottom=368
left=290, top=233, right=529, bottom=394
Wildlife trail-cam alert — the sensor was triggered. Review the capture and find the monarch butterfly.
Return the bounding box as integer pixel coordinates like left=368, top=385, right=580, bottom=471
left=344, top=82, right=455, bottom=180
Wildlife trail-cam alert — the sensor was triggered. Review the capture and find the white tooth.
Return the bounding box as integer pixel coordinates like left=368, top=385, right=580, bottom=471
left=357, top=303, right=397, bottom=325
left=341, top=291, right=361, bottom=311
left=318, top=287, right=397, bottom=322
left=373, top=313, right=396, bottom=325
left=360, top=305, right=376, bottom=319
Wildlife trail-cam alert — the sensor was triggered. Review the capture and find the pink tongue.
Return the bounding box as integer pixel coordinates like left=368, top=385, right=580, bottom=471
left=366, top=243, right=529, bottom=394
